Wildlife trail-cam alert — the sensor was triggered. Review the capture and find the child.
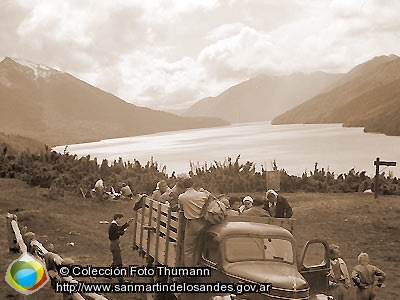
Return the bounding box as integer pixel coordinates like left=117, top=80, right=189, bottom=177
left=238, top=195, right=253, bottom=214
left=351, top=252, right=385, bottom=300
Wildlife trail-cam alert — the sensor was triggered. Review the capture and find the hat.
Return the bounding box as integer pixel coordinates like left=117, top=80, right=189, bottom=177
left=266, top=189, right=278, bottom=199
left=177, top=173, right=190, bottom=180
left=242, top=196, right=253, bottom=203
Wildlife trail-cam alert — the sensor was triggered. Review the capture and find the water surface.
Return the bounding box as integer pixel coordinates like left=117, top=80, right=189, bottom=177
left=53, top=122, right=400, bottom=177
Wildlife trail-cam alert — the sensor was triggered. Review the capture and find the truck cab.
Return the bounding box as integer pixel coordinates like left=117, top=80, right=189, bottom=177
left=195, top=219, right=330, bottom=300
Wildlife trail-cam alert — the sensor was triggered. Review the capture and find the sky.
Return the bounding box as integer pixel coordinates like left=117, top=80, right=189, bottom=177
left=1, top=0, right=400, bottom=112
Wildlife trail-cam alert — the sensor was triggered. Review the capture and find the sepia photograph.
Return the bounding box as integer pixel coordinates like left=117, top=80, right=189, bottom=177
left=1, top=1, right=399, bottom=299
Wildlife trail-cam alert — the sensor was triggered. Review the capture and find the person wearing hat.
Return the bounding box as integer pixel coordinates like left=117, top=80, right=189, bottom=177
left=265, top=189, right=293, bottom=218
left=108, top=213, right=133, bottom=283
left=178, top=176, right=208, bottom=267
left=94, top=178, right=105, bottom=200
left=241, top=196, right=270, bottom=217
left=328, top=244, right=350, bottom=300
left=351, top=252, right=385, bottom=300
left=239, top=195, right=253, bottom=214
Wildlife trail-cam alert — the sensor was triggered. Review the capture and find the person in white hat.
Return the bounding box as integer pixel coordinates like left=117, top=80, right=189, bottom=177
left=265, top=189, right=293, bottom=218
left=238, top=195, right=253, bottom=214
left=242, top=196, right=270, bottom=217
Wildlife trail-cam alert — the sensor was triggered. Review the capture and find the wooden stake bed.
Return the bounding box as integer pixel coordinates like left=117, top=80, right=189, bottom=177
left=132, top=197, right=296, bottom=268
left=132, top=197, right=186, bottom=267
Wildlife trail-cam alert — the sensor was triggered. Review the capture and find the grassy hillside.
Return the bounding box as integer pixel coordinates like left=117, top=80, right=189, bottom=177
left=1, top=178, right=399, bottom=299
left=272, top=55, right=400, bottom=136
left=0, top=132, right=44, bottom=155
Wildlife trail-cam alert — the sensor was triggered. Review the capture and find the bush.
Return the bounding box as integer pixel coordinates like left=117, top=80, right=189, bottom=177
left=0, top=145, right=399, bottom=196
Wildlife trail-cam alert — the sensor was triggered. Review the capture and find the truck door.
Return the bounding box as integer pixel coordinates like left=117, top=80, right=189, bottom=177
left=299, top=239, right=330, bottom=296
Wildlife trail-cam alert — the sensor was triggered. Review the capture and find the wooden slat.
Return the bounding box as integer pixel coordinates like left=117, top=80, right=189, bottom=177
left=139, top=199, right=146, bottom=253
left=167, top=243, right=177, bottom=267
left=175, top=211, right=186, bottom=267
left=132, top=210, right=138, bottom=249
left=83, top=294, right=109, bottom=300
left=154, top=202, right=162, bottom=263
left=158, top=213, right=179, bottom=230
left=11, top=219, right=27, bottom=254
left=158, top=226, right=178, bottom=241
left=146, top=200, right=154, bottom=256
left=164, top=206, right=172, bottom=265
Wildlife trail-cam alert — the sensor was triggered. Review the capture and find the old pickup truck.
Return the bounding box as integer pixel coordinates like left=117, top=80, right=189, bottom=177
left=132, top=197, right=331, bottom=300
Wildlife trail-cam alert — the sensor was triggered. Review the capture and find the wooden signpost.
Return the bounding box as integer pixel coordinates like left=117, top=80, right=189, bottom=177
left=374, top=157, right=396, bottom=198
left=266, top=170, right=280, bottom=191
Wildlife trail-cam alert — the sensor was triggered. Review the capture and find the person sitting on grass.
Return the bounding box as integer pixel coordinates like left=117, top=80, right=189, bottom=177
left=120, top=183, right=133, bottom=200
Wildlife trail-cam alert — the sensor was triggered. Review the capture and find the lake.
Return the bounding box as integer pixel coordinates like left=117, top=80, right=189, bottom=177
left=53, top=122, right=400, bottom=177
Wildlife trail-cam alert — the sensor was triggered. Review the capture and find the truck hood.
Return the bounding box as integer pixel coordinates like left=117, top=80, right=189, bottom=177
left=224, top=261, right=308, bottom=291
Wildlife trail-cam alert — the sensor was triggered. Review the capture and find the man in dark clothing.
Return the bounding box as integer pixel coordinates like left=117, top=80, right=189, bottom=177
left=109, top=213, right=133, bottom=282
left=265, top=189, right=293, bottom=218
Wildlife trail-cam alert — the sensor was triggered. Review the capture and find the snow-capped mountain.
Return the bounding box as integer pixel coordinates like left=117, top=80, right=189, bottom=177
left=0, top=57, right=227, bottom=145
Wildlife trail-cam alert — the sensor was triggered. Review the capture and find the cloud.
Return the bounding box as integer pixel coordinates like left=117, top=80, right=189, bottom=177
left=205, top=23, right=245, bottom=41
left=1, top=0, right=400, bottom=111
left=199, top=26, right=282, bottom=79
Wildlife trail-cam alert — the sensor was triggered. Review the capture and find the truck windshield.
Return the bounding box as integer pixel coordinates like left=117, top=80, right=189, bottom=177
left=225, top=236, right=294, bottom=264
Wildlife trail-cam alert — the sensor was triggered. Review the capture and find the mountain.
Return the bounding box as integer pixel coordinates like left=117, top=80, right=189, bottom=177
left=184, top=72, right=343, bottom=123
left=272, top=55, right=400, bottom=136
left=0, top=57, right=228, bottom=145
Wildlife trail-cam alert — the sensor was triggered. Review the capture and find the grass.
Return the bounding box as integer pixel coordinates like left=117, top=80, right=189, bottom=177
left=1, top=178, right=399, bottom=299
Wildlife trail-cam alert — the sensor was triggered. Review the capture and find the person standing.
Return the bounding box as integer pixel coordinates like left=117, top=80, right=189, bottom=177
left=328, top=244, right=350, bottom=300
left=169, top=173, right=189, bottom=211
left=351, top=252, right=385, bottom=300
left=178, top=177, right=208, bottom=267
left=108, top=213, right=133, bottom=283
left=265, top=189, right=293, bottom=218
